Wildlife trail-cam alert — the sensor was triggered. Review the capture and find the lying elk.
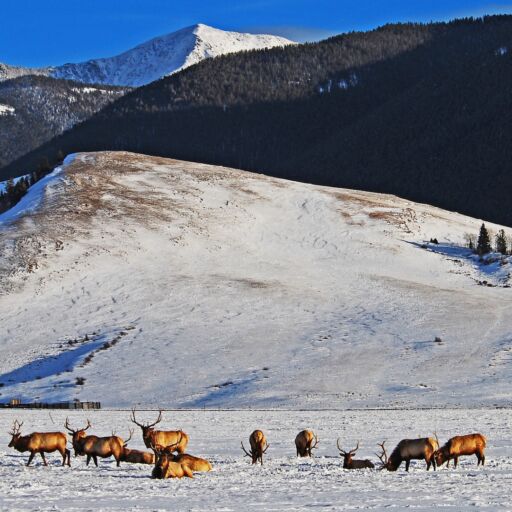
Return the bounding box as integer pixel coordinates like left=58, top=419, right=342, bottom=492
left=151, top=442, right=194, bottom=479
left=241, top=429, right=269, bottom=465
left=8, top=420, right=70, bottom=467
left=295, top=430, right=319, bottom=457
left=119, top=428, right=155, bottom=465
left=131, top=409, right=189, bottom=454
left=65, top=418, right=125, bottom=467
left=152, top=442, right=212, bottom=472
left=377, top=437, right=438, bottom=471
left=337, top=440, right=374, bottom=469
left=434, top=433, right=486, bottom=468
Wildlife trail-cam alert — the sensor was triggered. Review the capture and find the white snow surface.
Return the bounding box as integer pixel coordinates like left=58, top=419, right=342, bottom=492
left=0, top=103, right=15, bottom=116
left=49, top=24, right=294, bottom=86
left=0, top=408, right=510, bottom=511
left=0, top=151, right=511, bottom=410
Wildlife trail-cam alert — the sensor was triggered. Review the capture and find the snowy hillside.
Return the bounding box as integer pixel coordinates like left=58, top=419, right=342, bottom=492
left=0, top=25, right=294, bottom=87
left=0, top=151, right=511, bottom=409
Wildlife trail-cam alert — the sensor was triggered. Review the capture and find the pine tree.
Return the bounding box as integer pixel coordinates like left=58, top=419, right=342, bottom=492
left=477, top=223, right=492, bottom=255
left=495, top=229, right=508, bottom=255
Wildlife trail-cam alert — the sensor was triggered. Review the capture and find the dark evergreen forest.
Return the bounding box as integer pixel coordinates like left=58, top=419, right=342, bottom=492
left=3, top=16, right=512, bottom=225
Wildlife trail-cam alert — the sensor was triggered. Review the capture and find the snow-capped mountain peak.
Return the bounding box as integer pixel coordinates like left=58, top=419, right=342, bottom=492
left=49, top=24, right=294, bottom=86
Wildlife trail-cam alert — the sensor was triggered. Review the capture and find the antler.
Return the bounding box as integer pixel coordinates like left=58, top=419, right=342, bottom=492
left=9, top=420, right=23, bottom=436
left=241, top=441, right=253, bottom=458
left=434, top=431, right=440, bottom=448
left=149, top=440, right=163, bottom=456
left=130, top=408, right=162, bottom=428
left=147, top=410, right=163, bottom=428
left=130, top=408, right=144, bottom=428
left=349, top=440, right=360, bottom=455
left=337, top=438, right=347, bottom=455
left=123, top=428, right=134, bottom=446
left=311, top=433, right=319, bottom=450
left=376, top=440, right=388, bottom=469
left=262, top=441, right=270, bottom=454
left=64, top=417, right=75, bottom=433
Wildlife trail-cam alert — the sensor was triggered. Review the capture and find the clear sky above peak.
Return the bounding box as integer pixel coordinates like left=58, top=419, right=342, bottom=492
left=2, top=0, right=511, bottom=67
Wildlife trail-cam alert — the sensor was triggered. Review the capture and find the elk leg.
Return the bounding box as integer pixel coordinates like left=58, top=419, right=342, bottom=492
left=405, top=459, right=410, bottom=472
left=27, top=452, right=35, bottom=466
left=93, top=455, right=98, bottom=467
left=40, top=452, right=48, bottom=466
left=86, top=455, right=91, bottom=466
left=454, top=457, right=458, bottom=469
left=65, top=449, right=71, bottom=467
left=481, top=453, right=485, bottom=466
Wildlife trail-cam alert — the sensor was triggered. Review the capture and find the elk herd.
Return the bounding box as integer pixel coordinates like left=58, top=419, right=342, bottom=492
left=6, top=412, right=487, bottom=479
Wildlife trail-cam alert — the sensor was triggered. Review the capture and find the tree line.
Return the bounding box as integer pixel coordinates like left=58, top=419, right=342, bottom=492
left=3, top=16, right=512, bottom=225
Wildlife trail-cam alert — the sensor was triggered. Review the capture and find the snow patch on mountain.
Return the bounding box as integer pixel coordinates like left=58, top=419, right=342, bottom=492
left=0, top=103, right=15, bottom=116
left=50, top=24, right=294, bottom=86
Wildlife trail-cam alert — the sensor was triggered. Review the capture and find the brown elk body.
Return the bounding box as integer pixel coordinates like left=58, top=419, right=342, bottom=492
left=120, top=448, right=155, bottom=465
left=378, top=438, right=438, bottom=471
left=131, top=409, right=189, bottom=454
left=434, top=434, right=486, bottom=468
left=155, top=444, right=212, bottom=472
left=65, top=419, right=125, bottom=467
left=337, top=440, right=374, bottom=469
left=295, top=430, right=319, bottom=457
left=241, top=429, right=269, bottom=465
left=151, top=445, right=194, bottom=479
left=8, top=421, right=70, bottom=467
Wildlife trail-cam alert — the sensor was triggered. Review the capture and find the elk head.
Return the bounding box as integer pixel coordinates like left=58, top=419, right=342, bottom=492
left=64, top=418, right=91, bottom=456
left=130, top=409, right=162, bottom=445
left=337, top=439, right=359, bottom=467
left=8, top=420, right=23, bottom=447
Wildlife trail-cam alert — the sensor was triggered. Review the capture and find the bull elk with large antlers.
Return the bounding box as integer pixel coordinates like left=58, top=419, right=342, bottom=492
left=434, top=433, right=486, bottom=468
left=241, top=429, right=269, bottom=465
left=65, top=418, right=126, bottom=467
left=295, top=430, right=319, bottom=457
left=337, top=440, right=374, bottom=469
left=130, top=409, right=189, bottom=454
left=377, top=437, right=438, bottom=471
left=8, top=420, right=70, bottom=467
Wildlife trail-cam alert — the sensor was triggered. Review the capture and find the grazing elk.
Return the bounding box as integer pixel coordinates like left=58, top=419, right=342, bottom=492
left=8, top=420, right=70, bottom=467
left=377, top=437, right=438, bottom=471
left=434, top=433, right=487, bottom=468
left=151, top=443, right=194, bottom=479
left=119, top=428, right=155, bottom=465
left=241, top=429, right=269, bottom=465
left=130, top=409, right=189, bottom=454
left=337, top=440, right=374, bottom=469
left=65, top=418, right=125, bottom=467
left=295, top=430, right=319, bottom=457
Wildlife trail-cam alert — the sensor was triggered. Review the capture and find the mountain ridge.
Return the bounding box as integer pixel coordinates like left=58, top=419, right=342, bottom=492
left=0, top=24, right=294, bottom=86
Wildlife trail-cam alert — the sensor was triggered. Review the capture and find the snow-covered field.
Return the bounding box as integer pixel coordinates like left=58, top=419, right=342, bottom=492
left=0, top=408, right=510, bottom=511
left=0, top=151, right=511, bottom=409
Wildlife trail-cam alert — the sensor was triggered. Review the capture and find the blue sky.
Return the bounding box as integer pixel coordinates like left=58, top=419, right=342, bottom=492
left=2, top=0, right=512, bottom=67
